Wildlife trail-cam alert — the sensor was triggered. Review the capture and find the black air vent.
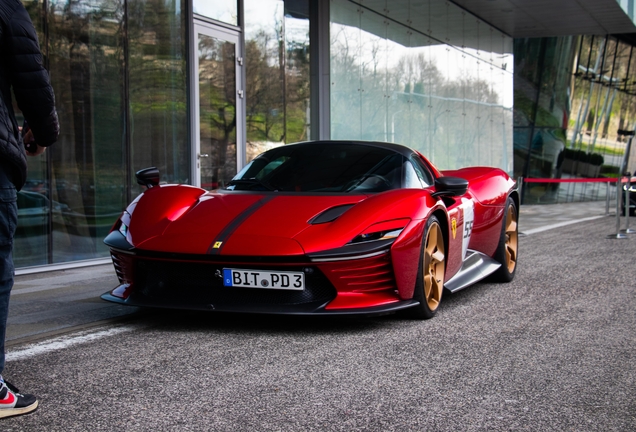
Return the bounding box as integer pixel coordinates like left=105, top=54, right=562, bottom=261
left=309, top=204, right=355, bottom=224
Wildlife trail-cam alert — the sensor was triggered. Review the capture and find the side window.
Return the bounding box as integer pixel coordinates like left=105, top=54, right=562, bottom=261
left=410, top=155, right=434, bottom=187
left=255, top=156, right=288, bottom=180
left=403, top=160, right=424, bottom=188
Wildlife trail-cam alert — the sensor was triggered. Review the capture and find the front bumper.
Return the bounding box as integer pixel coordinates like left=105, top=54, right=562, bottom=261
left=101, top=290, right=419, bottom=316
left=104, top=231, right=409, bottom=315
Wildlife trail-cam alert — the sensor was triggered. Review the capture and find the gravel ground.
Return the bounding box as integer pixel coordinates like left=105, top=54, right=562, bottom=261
left=2, top=217, right=635, bottom=431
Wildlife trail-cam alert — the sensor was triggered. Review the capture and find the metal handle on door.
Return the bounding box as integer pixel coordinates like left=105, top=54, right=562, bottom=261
left=198, top=153, right=209, bottom=158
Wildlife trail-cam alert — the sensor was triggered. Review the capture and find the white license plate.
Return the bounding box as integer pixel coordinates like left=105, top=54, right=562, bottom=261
left=222, top=268, right=305, bottom=290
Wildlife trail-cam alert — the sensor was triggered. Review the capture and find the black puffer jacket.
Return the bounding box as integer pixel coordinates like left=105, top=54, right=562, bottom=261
left=0, top=0, right=59, bottom=190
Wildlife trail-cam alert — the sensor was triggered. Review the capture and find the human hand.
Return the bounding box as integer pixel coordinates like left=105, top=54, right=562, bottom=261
left=22, top=128, right=46, bottom=156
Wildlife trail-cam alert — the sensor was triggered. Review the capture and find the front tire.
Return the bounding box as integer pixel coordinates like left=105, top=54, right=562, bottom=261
left=489, top=197, right=518, bottom=282
left=408, top=215, right=446, bottom=319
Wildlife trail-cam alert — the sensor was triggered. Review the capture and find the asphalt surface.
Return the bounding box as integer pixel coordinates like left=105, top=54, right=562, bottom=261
left=2, top=202, right=635, bottom=430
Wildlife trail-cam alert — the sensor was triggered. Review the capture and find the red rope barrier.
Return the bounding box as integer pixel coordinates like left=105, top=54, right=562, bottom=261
left=523, top=177, right=620, bottom=184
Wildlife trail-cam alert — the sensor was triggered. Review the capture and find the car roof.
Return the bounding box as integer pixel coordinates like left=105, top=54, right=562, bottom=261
left=279, top=140, right=417, bottom=159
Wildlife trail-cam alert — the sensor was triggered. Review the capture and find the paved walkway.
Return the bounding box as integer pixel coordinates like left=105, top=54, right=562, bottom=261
left=519, top=200, right=609, bottom=234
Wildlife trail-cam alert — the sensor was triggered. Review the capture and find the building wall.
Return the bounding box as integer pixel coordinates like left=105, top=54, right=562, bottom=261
left=16, top=0, right=515, bottom=270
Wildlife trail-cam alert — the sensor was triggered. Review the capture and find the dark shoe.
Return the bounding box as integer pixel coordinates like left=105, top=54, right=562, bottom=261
left=0, top=378, right=38, bottom=418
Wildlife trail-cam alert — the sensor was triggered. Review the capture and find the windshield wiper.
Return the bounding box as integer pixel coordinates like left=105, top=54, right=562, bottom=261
left=226, top=178, right=279, bottom=191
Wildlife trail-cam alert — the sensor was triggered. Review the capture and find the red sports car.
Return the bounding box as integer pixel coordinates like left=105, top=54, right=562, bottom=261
left=103, top=141, right=518, bottom=319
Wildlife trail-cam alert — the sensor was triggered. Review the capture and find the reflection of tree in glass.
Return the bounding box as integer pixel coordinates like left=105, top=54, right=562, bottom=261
left=127, top=0, right=188, bottom=188
left=331, top=22, right=504, bottom=169
left=244, top=8, right=309, bottom=160
left=45, top=0, right=127, bottom=257
left=18, top=0, right=188, bottom=264
left=198, top=36, right=236, bottom=188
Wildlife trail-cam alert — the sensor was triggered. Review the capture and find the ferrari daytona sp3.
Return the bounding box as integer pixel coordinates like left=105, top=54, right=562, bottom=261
left=103, top=140, right=519, bottom=319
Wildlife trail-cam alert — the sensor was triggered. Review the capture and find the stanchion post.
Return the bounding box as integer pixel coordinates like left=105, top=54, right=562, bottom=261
left=609, top=129, right=635, bottom=239
left=605, top=182, right=610, bottom=216
left=607, top=175, right=628, bottom=239
left=621, top=173, right=635, bottom=234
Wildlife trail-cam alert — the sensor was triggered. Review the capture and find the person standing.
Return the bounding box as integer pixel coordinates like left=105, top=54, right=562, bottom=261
left=0, top=0, right=59, bottom=418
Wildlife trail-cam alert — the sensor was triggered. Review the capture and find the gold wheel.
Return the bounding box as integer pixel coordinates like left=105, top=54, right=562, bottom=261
left=504, top=204, right=518, bottom=273
left=423, top=221, right=445, bottom=312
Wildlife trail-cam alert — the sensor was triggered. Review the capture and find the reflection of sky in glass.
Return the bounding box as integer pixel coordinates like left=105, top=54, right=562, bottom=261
left=330, top=0, right=514, bottom=173
left=330, top=23, right=513, bottom=109
left=244, top=0, right=309, bottom=62
left=193, top=0, right=237, bottom=26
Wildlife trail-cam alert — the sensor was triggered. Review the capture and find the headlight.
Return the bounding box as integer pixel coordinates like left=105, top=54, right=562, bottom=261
left=118, top=221, right=128, bottom=237
left=348, top=218, right=410, bottom=244
left=350, top=228, right=403, bottom=244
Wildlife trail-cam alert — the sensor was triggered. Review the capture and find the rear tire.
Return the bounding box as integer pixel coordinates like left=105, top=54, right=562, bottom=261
left=407, top=215, right=446, bottom=319
left=489, top=197, right=518, bottom=282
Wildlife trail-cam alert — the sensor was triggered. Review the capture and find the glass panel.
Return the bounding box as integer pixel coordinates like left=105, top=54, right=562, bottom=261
left=503, top=35, right=514, bottom=74
left=476, top=57, right=492, bottom=166
left=524, top=128, right=566, bottom=203
left=129, top=0, right=189, bottom=191
left=388, top=0, right=409, bottom=23
left=463, top=15, right=480, bottom=58
left=329, top=0, right=513, bottom=172
left=429, top=42, right=448, bottom=167
left=360, top=8, right=387, bottom=141
left=43, top=0, right=126, bottom=264
left=463, top=56, right=482, bottom=166
left=428, top=0, right=446, bottom=42
left=408, top=0, right=429, bottom=38
left=198, top=34, right=237, bottom=189
left=15, top=0, right=188, bottom=268
left=15, top=0, right=48, bottom=266
left=503, top=70, right=514, bottom=174
left=404, top=33, right=440, bottom=156
left=513, top=127, right=531, bottom=179
left=445, top=47, right=465, bottom=168
left=387, top=24, right=410, bottom=145
left=446, top=1, right=463, bottom=48
left=330, top=1, right=362, bottom=139
left=193, top=0, right=238, bottom=26
left=491, top=28, right=505, bottom=70
left=244, top=0, right=310, bottom=161
left=479, top=19, right=493, bottom=63
left=491, top=69, right=506, bottom=171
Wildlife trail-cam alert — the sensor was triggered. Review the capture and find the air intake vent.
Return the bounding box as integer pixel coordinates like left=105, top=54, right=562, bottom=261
left=309, top=204, right=355, bottom=224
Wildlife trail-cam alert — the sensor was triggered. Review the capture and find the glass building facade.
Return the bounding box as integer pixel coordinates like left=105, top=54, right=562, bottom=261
left=514, top=35, right=636, bottom=203
left=16, top=0, right=314, bottom=270
left=18, top=0, right=189, bottom=268
left=329, top=0, right=513, bottom=172
left=21, top=0, right=636, bottom=270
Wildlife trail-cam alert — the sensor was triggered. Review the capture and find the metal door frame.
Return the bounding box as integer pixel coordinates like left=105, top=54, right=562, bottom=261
left=190, top=20, right=245, bottom=188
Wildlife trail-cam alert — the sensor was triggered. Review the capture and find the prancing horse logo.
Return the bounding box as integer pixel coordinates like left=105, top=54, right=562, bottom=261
left=451, top=218, right=457, bottom=239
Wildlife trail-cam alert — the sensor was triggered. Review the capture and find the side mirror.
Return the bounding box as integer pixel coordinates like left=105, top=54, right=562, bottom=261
left=432, top=176, right=468, bottom=197
left=136, top=167, right=160, bottom=188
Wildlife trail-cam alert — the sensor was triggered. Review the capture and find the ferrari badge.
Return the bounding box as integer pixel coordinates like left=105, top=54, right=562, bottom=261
left=213, top=241, right=223, bottom=249
left=451, top=218, right=457, bottom=239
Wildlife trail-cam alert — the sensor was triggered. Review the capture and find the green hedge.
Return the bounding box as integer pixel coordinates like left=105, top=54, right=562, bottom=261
left=560, top=148, right=604, bottom=166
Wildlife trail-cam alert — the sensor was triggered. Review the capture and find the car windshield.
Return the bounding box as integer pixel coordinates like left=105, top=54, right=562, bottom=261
left=227, top=143, right=405, bottom=192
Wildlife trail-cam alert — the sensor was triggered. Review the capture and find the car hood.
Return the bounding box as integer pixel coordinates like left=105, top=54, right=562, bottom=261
left=126, top=186, right=434, bottom=256
left=129, top=189, right=364, bottom=255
